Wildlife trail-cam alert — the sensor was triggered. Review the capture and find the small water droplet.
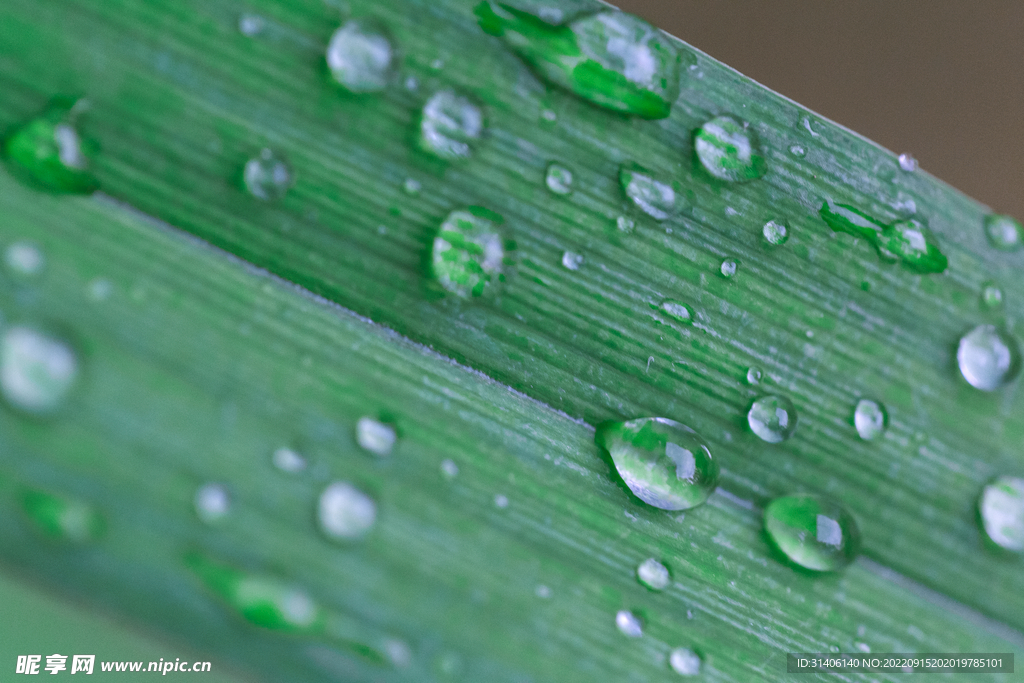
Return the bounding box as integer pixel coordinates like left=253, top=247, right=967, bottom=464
left=981, top=283, right=1003, bottom=309
left=419, top=90, right=484, bottom=160
left=404, top=75, right=419, bottom=91
left=431, top=207, right=504, bottom=297
left=441, top=459, right=459, bottom=478
left=273, top=447, right=307, bottom=473
left=1, top=325, right=79, bottom=415
left=326, top=20, right=395, bottom=93
left=746, top=367, right=762, bottom=385
left=788, top=144, right=806, bottom=158
left=762, top=219, right=789, bottom=245
left=596, top=417, right=719, bottom=510
left=238, top=13, right=265, bottom=36
left=194, top=483, right=231, bottom=524
left=21, top=488, right=105, bottom=542
left=669, top=647, right=701, bottom=676
left=494, top=493, right=509, bottom=508
left=402, top=178, right=421, bottom=195
left=720, top=259, right=737, bottom=278
left=855, top=642, right=871, bottom=653
left=694, top=115, right=766, bottom=182
left=4, top=241, right=44, bottom=277
left=764, top=494, right=860, bottom=571
left=561, top=250, right=583, bottom=270
left=983, top=214, right=1022, bottom=252
left=545, top=162, right=573, bottom=195
left=430, top=58, right=445, bottom=70
left=476, top=4, right=683, bottom=119
left=957, top=324, right=1021, bottom=391
left=356, top=416, right=396, bottom=456
left=897, top=153, right=918, bottom=172
left=615, top=610, right=643, bottom=637
left=853, top=399, right=887, bottom=441
left=620, top=164, right=681, bottom=220
left=318, top=482, right=376, bottom=540
left=87, top=277, right=113, bottom=302
left=3, top=100, right=97, bottom=194
left=616, top=215, right=635, bottom=233
left=541, top=109, right=557, bottom=122
left=243, top=148, right=293, bottom=201
left=747, top=395, right=797, bottom=443
left=535, top=584, right=552, bottom=598
left=636, top=558, right=670, bottom=590
left=661, top=300, right=692, bottom=324
left=979, top=476, right=1024, bottom=552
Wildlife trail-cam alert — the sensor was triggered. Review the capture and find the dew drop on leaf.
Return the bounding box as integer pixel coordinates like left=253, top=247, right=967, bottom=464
left=418, top=90, right=484, bottom=160
left=194, top=483, right=231, bottom=524
left=694, top=115, right=766, bottom=182
left=272, top=447, right=307, bottom=473
left=747, top=395, right=797, bottom=443
left=720, top=258, right=737, bottom=278
left=1, top=325, right=79, bottom=415
left=318, top=481, right=377, bottom=540
left=636, top=558, right=670, bottom=590
left=661, top=300, right=692, bottom=324
left=764, top=494, right=860, bottom=571
left=979, top=476, right=1024, bottom=552
left=745, top=367, right=762, bottom=385
left=545, top=162, right=573, bottom=195
left=21, top=488, right=105, bottom=543
left=897, top=153, right=918, bottom=172
left=983, top=214, right=1022, bottom=252
left=669, top=647, right=701, bottom=676
left=853, top=399, right=887, bottom=441
left=2, top=100, right=98, bottom=194
left=4, top=241, right=44, bottom=277
left=620, top=164, right=680, bottom=220
left=762, top=219, right=789, bottom=246
left=431, top=207, right=504, bottom=297
left=956, top=324, right=1021, bottom=391
left=356, top=416, right=396, bottom=456
left=326, top=19, right=395, bottom=93
left=243, top=148, right=293, bottom=201
left=615, top=609, right=643, bottom=637
left=981, top=283, right=1003, bottom=309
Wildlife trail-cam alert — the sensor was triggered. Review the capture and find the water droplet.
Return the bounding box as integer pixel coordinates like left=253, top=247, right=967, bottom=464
left=957, top=324, right=1021, bottom=391
left=853, top=399, right=887, bottom=441
left=764, top=494, right=860, bottom=571
left=431, top=207, right=504, bottom=297
left=540, top=109, right=557, bottom=122
left=979, top=476, right=1024, bottom=552
left=402, top=178, right=421, bottom=195
left=356, top=416, right=396, bottom=456
left=1, top=325, right=79, bottom=415
left=981, top=283, right=1003, bottom=309
left=561, top=250, right=583, bottom=270
left=535, top=584, right=552, bottom=598
left=819, top=200, right=947, bottom=273
left=475, top=4, right=682, bottom=119
left=4, top=241, right=44, bottom=277
left=636, top=558, right=670, bottom=590
left=419, top=90, right=484, bottom=160
left=669, top=647, right=701, bottom=676
left=595, top=417, right=719, bottom=510
left=762, top=219, right=789, bottom=246
left=88, top=277, right=113, bottom=302
left=3, top=100, right=98, bottom=194
left=194, top=483, right=231, bottom=524
left=897, top=153, right=918, bottom=172
left=720, top=259, right=737, bottom=278
left=545, top=162, right=573, bottom=195
left=620, top=165, right=680, bottom=220
left=326, top=20, right=395, bottom=93
left=243, top=149, right=293, bottom=201
left=819, top=200, right=886, bottom=241
left=983, top=214, right=1022, bottom=251
left=21, top=489, right=104, bottom=542
left=615, top=610, right=643, bottom=637
left=185, top=552, right=322, bottom=632
left=788, top=144, right=806, bottom=158
left=746, top=367, right=762, bottom=385
left=404, top=75, right=419, bottom=91
left=441, top=459, right=459, bottom=478
left=616, top=215, right=635, bottom=233
left=661, top=300, right=692, bottom=324
left=273, top=447, right=307, bottom=473
left=747, top=395, right=797, bottom=443
left=694, top=115, right=766, bottom=182
left=238, top=13, right=265, bottom=36
left=494, top=493, right=509, bottom=508
left=318, top=482, right=376, bottom=540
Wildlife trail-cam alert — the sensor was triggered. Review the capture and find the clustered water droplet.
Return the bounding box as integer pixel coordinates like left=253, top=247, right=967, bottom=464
left=979, top=476, right=1024, bottom=552
left=764, top=494, right=860, bottom=571
left=956, top=324, right=1021, bottom=391
left=694, top=115, right=766, bottom=182
left=853, top=399, right=887, bottom=441
left=1, top=325, right=79, bottom=415
left=431, top=207, right=504, bottom=297
left=545, top=163, right=573, bottom=195
left=356, top=416, right=396, bottom=456
left=419, top=90, right=484, bottom=160
left=243, top=148, right=293, bottom=201
left=747, top=395, right=797, bottom=443
left=636, top=558, right=670, bottom=590
left=326, top=19, right=395, bottom=93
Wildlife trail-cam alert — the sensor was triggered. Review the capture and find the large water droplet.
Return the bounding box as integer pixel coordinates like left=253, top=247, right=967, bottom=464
left=956, top=324, right=1021, bottom=391
left=545, top=163, right=573, bottom=195
left=694, top=115, right=766, bottom=182
left=4, top=241, right=45, bottom=277
left=636, top=558, right=670, bottom=590
left=762, top=219, right=789, bottom=245
left=243, top=149, right=293, bottom=201
left=983, top=214, right=1022, bottom=252
left=2, top=100, right=97, bottom=194
left=595, top=417, right=719, bottom=510
left=326, top=20, right=394, bottom=93
left=661, top=300, right=692, bottom=324
left=194, top=483, right=231, bottom=524
left=431, top=207, right=504, bottom=297
left=475, top=3, right=682, bottom=119
left=979, top=476, right=1024, bottom=552
left=764, top=494, right=860, bottom=571
left=747, top=395, right=797, bottom=443
left=356, top=416, right=396, bottom=456
left=21, top=489, right=105, bottom=542
left=819, top=200, right=947, bottom=273
left=615, top=610, right=643, bottom=637
left=419, top=90, right=484, bottom=160
left=318, top=482, right=376, bottom=540
left=1, top=325, right=79, bottom=415
left=620, top=164, right=680, bottom=220
left=853, top=399, right=887, bottom=441
left=669, top=647, right=702, bottom=676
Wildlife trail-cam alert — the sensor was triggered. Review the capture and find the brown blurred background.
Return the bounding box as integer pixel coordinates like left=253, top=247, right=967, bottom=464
left=617, top=0, right=1024, bottom=220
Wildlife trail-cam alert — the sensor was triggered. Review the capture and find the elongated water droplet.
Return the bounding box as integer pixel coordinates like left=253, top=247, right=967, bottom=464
left=661, top=300, right=692, bottom=324
left=957, top=324, right=1021, bottom=391
left=243, top=149, right=293, bottom=201
left=596, top=417, right=719, bottom=510
left=853, top=399, right=887, bottom=441
left=4, top=241, right=45, bottom=277
left=431, top=207, right=504, bottom=297
left=561, top=250, right=583, bottom=270
left=764, top=494, right=860, bottom=571
left=669, top=647, right=701, bottom=676
left=356, top=416, right=396, bottom=456
left=981, top=283, right=1003, bottom=309
left=21, top=489, right=104, bottom=542
left=272, top=447, right=307, bottom=473
left=1, top=325, right=79, bottom=415
left=419, top=90, right=484, bottom=160
left=615, top=610, right=643, bottom=637
left=3, top=100, right=97, bottom=194
left=819, top=200, right=886, bottom=241
left=326, top=20, right=394, bottom=93
left=979, top=476, right=1024, bottom=552
left=984, top=214, right=1022, bottom=251
left=897, top=153, right=918, bottom=172
left=620, top=165, right=680, bottom=220
left=747, top=395, right=797, bottom=443
left=636, top=558, right=670, bottom=590
left=318, top=482, right=376, bottom=540
left=876, top=218, right=947, bottom=274
left=476, top=3, right=682, bottom=119
left=694, top=115, right=766, bottom=182
left=545, top=163, right=573, bottom=195
left=762, top=219, right=789, bottom=245
left=746, top=367, right=762, bottom=385
left=194, top=483, right=231, bottom=524
left=720, top=258, right=737, bottom=278
left=185, top=552, right=323, bottom=632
